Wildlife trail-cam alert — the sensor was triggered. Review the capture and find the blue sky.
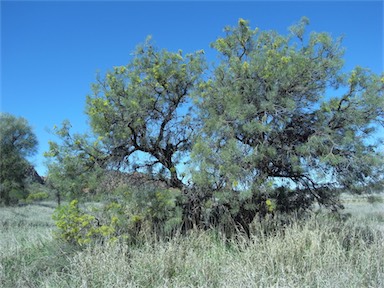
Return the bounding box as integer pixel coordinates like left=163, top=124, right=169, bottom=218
left=1, top=1, right=383, bottom=176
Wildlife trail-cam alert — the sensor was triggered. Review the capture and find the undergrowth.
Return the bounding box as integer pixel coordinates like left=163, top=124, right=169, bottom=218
left=1, top=201, right=383, bottom=287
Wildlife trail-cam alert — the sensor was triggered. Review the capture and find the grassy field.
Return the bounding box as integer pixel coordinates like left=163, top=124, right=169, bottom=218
left=1, top=196, right=383, bottom=288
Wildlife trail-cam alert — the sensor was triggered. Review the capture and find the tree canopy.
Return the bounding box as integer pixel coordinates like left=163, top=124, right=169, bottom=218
left=0, top=113, right=38, bottom=205
left=85, top=38, right=205, bottom=188
left=193, top=18, right=384, bottom=210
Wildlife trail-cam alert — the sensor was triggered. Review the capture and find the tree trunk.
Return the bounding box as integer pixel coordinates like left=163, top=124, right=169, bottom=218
left=170, top=168, right=183, bottom=189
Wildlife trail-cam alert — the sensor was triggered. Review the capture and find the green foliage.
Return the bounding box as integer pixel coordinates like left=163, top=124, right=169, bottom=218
left=53, top=185, right=183, bottom=246
left=24, top=182, right=52, bottom=204
left=84, top=38, right=205, bottom=188
left=53, top=200, right=118, bottom=246
left=45, top=122, right=106, bottom=202
left=26, top=191, right=49, bottom=203
left=0, top=113, right=38, bottom=205
left=46, top=17, right=384, bottom=239
left=193, top=17, right=384, bottom=214
left=138, top=187, right=183, bottom=234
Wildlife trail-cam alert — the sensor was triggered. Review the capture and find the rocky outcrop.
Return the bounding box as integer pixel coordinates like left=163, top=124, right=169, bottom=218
left=25, top=165, right=44, bottom=185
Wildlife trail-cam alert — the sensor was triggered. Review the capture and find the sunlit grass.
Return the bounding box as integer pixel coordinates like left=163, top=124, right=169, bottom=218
left=44, top=215, right=384, bottom=288
left=341, top=193, right=384, bottom=233
left=1, top=199, right=383, bottom=287
left=0, top=204, right=55, bottom=256
left=0, top=203, right=75, bottom=287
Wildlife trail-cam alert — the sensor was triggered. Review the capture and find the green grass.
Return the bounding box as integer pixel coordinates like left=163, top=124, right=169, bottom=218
left=0, top=203, right=76, bottom=287
left=1, top=198, right=383, bottom=287
left=341, top=193, right=384, bottom=233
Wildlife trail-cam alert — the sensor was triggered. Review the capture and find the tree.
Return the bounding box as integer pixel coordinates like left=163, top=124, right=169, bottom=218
left=85, top=38, right=205, bottom=188
left=45, top=120, right=105, bottom=203
left=0, top=113, right=38, bottom=205
left=193, top=18, right=384, bottom=218
left=47, top=19, right=384, bottom=239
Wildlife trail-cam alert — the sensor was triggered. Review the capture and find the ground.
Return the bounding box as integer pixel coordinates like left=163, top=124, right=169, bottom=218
left=1, top=194, right=383, bottom=287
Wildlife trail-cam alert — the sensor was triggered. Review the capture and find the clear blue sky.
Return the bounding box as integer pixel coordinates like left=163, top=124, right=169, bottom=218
left=1, top=1, right=383, bottom=176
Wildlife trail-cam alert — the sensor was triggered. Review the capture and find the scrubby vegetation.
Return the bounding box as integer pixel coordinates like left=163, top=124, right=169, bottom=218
left=1, top=199, right=383, bottom=287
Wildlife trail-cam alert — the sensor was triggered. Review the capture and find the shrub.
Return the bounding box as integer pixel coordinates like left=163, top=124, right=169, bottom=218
left=26, top=192, right=49, bottom=203
left=53, top=200, right=118, bottom=246
left=108, top=185, right=183, bottom=237
left=52, top=185, right=183, bottom=246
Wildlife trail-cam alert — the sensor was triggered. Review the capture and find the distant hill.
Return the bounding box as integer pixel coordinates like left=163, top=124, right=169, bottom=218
left=25, top=165, right=44, bottom=185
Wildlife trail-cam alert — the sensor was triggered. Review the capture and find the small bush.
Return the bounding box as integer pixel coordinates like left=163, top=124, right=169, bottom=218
left=109, top=185, right=183, bottom=237
left=26, top=192, right=49, bottom=203
left=52, top=185, right=183, bottom=246
left=53, top=200, right=119, bottom=246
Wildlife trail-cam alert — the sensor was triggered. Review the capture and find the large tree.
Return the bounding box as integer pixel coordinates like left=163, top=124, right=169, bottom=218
left=0, top=113, right=38, bottom=205
left=85, top=38, right=205, bottom=188
left=193, top=18, right=384, bottom=212
left=46, top=19, right=383, bottom=237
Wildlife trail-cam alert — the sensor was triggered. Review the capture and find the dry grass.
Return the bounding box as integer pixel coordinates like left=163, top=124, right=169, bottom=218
left=1, top=198, right=383, bottom=288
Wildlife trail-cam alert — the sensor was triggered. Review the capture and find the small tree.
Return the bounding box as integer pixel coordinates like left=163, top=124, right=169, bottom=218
left=0, top=113, right=38, bottom=205
left=193, top=18, right=384, bottom=216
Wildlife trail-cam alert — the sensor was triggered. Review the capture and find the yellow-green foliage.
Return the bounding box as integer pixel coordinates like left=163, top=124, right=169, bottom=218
left=52, top=186, right=183, bottom=246
left=265, top=198, right=277, bottom=212
left=53, top=200, right=118, bottom=246
left=26, top=192, right=49, bottom=203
